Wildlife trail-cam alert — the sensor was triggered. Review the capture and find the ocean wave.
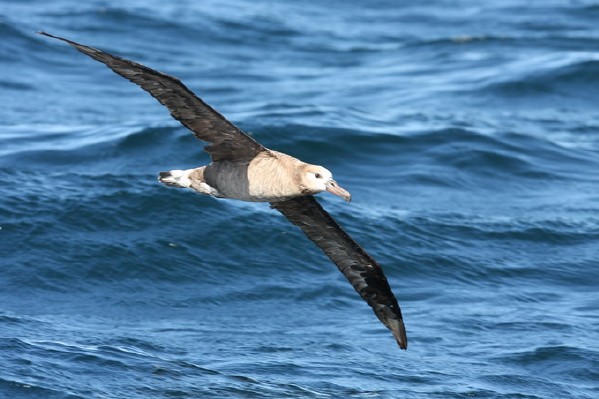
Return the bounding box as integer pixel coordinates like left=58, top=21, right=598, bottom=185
left=492, top=344, right=599, bottom=394
left=9, top=121, right=593, bottom=185
left=0, top=377, right=81, bottom=399
left=483, top=57, right=599, bottom=99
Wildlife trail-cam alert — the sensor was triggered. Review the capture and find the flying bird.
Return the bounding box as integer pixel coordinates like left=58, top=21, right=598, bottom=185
left=39, top=32, right=408, bottom=350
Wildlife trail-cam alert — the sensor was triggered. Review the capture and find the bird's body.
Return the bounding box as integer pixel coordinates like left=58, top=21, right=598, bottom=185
left=39, top=31, right=407, bottom=350
left=161, top=150, right=343, bottom=202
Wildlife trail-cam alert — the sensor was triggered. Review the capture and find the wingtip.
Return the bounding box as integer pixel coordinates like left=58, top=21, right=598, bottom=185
left=37, top=31, right=76, bottom=46
left=37, top=31, right=55, bottom=39
left=389, top=318, right=408, bottom=350
left=396, top=335, right=408, bottom=351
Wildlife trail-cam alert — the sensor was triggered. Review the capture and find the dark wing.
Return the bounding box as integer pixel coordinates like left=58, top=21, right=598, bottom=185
left=39, top=32, right=265, bottom=163
left=271, top=196, right=407, bottom=349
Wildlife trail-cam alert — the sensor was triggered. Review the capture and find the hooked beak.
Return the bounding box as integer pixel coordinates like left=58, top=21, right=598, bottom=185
left=326, top=180, right=351, bottom=202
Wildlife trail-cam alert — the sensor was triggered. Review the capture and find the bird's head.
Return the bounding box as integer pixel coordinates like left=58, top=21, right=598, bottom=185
left=301, top=165, right=351, bottom=202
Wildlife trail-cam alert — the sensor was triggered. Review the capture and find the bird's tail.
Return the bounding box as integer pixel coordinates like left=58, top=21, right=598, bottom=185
left=158, top=169, right=193, bottom=188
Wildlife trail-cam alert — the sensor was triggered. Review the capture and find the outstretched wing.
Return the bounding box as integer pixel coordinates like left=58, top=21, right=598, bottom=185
left=39, top=32, right=266, bottom=163
left=271, top=196, right=407, bottom=349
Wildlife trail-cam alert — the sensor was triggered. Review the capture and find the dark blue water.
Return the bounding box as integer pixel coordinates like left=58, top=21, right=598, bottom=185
left=1, top=1, right=598, bottom=398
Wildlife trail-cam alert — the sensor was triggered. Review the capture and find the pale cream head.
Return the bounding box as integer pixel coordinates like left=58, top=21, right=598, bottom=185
left=302, top=165, right=351, bottom=202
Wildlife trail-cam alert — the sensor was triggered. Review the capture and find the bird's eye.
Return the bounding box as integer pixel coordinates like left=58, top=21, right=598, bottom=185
left=315, top=173, right=322, bottom=179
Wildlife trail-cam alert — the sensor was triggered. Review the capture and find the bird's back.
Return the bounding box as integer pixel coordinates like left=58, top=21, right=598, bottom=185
left=204, top=151, right=307, bottom=202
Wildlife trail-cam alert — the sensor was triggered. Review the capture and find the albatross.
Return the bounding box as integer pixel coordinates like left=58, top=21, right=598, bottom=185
left=39, top=32, right=408, bottom=350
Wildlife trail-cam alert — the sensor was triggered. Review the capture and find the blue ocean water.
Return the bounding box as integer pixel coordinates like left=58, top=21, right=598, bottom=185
left=1, top=0, right=598, bottom=397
